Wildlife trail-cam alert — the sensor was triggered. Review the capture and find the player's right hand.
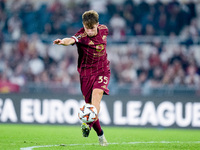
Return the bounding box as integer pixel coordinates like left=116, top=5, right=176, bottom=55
left=53, top=39, right=64, bottom=45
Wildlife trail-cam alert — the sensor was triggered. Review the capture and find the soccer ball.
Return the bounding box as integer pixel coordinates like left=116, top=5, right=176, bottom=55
left=78, top=104, right=97, bottom=123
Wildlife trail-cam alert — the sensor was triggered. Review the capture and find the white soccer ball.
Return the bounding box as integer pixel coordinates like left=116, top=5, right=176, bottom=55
left=78, top=104, right=98, bottom=123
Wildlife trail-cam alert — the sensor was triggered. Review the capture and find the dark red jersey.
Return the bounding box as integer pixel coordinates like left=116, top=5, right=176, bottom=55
left=71, top=24, right=110, bottom=76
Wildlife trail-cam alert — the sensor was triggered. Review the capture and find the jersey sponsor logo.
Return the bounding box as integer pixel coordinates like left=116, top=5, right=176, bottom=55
left=93, top=52, right=105, bottom=57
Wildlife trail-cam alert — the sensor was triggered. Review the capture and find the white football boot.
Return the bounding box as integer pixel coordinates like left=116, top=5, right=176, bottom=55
left=98, top=134, right=108, bottom=146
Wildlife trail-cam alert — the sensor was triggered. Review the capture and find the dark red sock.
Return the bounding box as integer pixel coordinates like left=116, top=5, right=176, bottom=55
left=87, top=121, right=95, bottom=129
left=92, top=119, right=103, bottom=136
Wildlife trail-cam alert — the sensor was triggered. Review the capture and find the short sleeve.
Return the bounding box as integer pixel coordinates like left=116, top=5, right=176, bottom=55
left=71, top=27, right=85, bottom=43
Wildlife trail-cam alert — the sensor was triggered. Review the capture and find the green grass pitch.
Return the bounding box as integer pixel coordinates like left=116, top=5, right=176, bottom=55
left=0, top=124, right=200, bottom=150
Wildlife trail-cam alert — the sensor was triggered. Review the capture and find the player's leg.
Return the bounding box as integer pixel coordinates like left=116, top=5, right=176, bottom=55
left=92, top=119, right=108, bottom=146
left=83, top=88, right=103, bottom=133
left=91, top=88, right=103, bottom=114
left=91, top=88, right=108, bottom=146
left=91, top=88, right=104, bottom=136
left=91, top=72, right=110, bottom=146
left=79, top=73, right=109, bottom=146
left=80, top=76, right=95, bottom=137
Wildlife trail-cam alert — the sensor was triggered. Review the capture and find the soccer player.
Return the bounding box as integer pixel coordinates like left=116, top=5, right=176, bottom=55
left=53, top=10, right=110, bottom=146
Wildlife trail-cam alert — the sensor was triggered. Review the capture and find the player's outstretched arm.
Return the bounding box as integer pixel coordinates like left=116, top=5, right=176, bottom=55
left=53, top=38, right=75, bottom=46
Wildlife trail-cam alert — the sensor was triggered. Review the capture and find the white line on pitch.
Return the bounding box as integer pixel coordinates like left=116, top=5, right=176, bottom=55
left=20, top=141, right=200, bottom=150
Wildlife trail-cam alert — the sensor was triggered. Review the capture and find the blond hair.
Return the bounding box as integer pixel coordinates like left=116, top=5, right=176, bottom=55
left=82, top=10, right=99, bottom=29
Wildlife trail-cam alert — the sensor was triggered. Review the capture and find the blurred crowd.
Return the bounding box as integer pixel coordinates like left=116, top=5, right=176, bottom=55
left=0, top=0, right=200, bottom=93
left=108, top=42, right=200, bottom=94
left=0, top=0, right=199, bottom=38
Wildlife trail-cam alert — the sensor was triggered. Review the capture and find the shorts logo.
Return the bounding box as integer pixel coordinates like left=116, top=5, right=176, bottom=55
left=101, top=85, right=107, bottom=89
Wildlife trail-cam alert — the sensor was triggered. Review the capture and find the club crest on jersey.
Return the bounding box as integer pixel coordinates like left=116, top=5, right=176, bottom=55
left=96, top=44, right=104, bottom=52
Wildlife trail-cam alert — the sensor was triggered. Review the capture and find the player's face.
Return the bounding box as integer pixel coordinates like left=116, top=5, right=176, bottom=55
left=83, top=23, right=99, bottom=37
